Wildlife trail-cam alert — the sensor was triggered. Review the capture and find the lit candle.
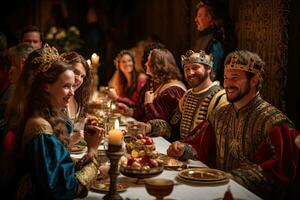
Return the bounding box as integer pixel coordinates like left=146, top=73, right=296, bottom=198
left=87, top=59, right=91, bottom=67
left=108, top=119, right=123, bottom=145
left=91, top=53, right=100, bottom=65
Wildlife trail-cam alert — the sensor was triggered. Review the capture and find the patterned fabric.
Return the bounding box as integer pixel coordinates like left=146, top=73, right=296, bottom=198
left=134, top=79, right=186, bottom=123
left=15, top=118, right=98, bottom=199
left=178, top=82, right=227, bottom=139
left=183, top=94, right=299, bottom=198
left=232, top=0, right=288, bottom=109
left=148, top=82, right=227, bottom=142
left=209, top=95, right=293, bottom=171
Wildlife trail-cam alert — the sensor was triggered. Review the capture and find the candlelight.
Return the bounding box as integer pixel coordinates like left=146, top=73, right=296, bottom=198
left=108, top=119, right=122, bottom=145
left=91, top=53, right=100, bottom=65
left=87, top=59, right=91, bottom=67
left=114, top=119, right=120, bottom=129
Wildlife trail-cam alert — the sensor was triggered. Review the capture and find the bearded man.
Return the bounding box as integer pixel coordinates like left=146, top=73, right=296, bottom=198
left=134, top=50, right=227, bottom=142
left=167, top=50, right=299, bottom=199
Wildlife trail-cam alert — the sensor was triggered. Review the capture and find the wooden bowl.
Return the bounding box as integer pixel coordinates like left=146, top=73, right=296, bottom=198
left=145, top=178, right=174, bottom=200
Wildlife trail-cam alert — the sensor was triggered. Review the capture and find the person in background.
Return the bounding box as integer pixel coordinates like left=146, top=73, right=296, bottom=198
left=61, top=51, right=94, bottom=147
left=0, top=32, right=9, bottom=97
left=134, top=50, right=228, bottom=142
left=0, top=43, right=34, bottom=136
left=194, top=1, right=224, bottom=81
left=167, top=50, right=299, bottom=199
left=1, top=44, right=103, bottom=199
left=118, top=48, right=186, bottom=124
left=0, top=32, right=9, bottom=138
left=108, top=50, right=148, bottom=107
left=20, top=25, right=43, bottom=49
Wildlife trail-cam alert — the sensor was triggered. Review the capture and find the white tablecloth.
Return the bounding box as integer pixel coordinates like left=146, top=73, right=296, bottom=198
left=74, top=137, right=262, bottom=200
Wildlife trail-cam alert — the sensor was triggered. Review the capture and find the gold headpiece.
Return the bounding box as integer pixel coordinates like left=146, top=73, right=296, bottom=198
left=225, top=54, right=264, bottom=76
left=181, top=50, right=213, bottom=68
left=32, top=44, right=64, bottom=76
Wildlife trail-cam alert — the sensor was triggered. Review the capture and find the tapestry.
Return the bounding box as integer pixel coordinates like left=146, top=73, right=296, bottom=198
left=230, top=0, right=288, bottom=110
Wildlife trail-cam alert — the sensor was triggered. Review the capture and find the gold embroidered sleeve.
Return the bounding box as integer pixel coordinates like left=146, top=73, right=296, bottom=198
left=148, top=119, right=172, bottom=138
left=23, top=118, right=53, bottom=146
left=230, top=164, right=271, bottom=197
left=76, top=157, right=99, bottom=189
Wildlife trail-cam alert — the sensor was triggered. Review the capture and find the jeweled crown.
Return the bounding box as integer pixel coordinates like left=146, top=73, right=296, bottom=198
left=181, top=50, right=213, bottom=68
left=225, top=54, right=264, bottom=76
left=32, top=44, right=65, bottom=76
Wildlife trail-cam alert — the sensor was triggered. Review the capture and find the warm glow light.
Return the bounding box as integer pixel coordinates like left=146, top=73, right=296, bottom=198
left=91, top=53, right=100, bottom=65
left=108, top=119, right=122, bottom=145
left=114, top=119, right=120, bottom=130
left=87, top=59, right=91, bottom=66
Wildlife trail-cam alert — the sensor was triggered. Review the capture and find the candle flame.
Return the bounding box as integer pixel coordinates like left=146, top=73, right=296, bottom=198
left=114, top=119, right=120, bottom=130
left=87, top=59, right=91, bottom=66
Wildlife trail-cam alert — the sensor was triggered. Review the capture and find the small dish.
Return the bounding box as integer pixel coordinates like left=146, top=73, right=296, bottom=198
left=178, top=168, right=227, bottom=182
left=158, top=154, right=185, bottom=169
left=145, top=178, right=174, bottom=200
left=91, top=180, right=127, bottom=193
left=120, top=164, right=163, bottom=179
left=176, top=174, right=229, bottom=186
left=70, top=145, right=86, bottom=154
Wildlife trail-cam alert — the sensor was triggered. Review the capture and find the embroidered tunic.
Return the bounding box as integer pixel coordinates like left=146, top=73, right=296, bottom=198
left=184, top=94, right=299, bottom=198
left=149, top=82, right=227, bottom=141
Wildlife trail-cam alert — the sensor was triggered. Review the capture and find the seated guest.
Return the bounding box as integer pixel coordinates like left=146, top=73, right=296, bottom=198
left=19, top=25, right=43, bottom=49
left=167, top=50, right=299, bottom=199
left=0, top=43, right=34, bottom=135
left=1, top=44, right=104, bottom=199
left=108, top=50, right=148, bottom=107
left=118, top=48, right=186, bottom=123
left=61, top=51, right=94, bottom=147
left=131, top=50, right=228, bottom=142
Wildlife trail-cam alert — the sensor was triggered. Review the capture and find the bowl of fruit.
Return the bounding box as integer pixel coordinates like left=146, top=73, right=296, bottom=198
left=120, top=134, right=163, bottom=179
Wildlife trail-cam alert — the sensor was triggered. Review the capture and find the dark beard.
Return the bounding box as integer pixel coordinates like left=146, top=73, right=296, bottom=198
left=227, top=81, right=251, bottom=103
left=187, top=70, right=209, bottom=88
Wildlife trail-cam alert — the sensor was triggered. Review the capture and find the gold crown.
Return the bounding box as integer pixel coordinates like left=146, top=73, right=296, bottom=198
left=32, top=44, right=64, bottom=76
left=225, top=54, right=264, bottom=76
left=181, top=50, right=213, bottom=68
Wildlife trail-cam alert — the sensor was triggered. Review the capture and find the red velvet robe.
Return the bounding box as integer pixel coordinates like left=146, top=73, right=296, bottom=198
left=184, top=95, right=299, bottom=199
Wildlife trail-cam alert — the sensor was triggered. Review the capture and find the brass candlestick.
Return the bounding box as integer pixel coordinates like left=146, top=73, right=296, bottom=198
left=103, top=144, right=124, bottom=200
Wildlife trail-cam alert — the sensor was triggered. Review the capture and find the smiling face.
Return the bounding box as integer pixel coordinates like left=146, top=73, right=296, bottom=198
left=194, top=6, right=213, bottom=31
left=224, top=69, right=252, bottom=103
left=119, top=54, right=134, bottom=75
left=184, top=62, right=210, bottom=88
left=45, top=69, right=75, bottom=109
left=73, top=62, right=86, bottom=91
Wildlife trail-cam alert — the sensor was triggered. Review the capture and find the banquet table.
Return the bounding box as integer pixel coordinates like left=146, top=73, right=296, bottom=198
left=73, top=137, right=262, bottom=200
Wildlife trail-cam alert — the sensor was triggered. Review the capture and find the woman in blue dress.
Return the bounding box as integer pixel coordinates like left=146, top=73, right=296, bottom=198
left=3, top=44, right=103, bottom=199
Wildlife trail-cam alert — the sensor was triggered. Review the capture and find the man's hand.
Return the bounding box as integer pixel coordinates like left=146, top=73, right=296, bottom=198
left=167, top=141, right=185, bottom=158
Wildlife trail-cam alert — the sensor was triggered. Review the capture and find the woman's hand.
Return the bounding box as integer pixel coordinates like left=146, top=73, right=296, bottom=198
left=167, top=141, right=185, bottom=158
left=117, top=102, right=133, bottom=116
left=84, top=125, right=104, bottom=158
left=108, top=88, right=119, bottom=100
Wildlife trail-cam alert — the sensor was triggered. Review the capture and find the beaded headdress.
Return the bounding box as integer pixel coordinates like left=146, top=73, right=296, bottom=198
left=181, top=50, right=213, bottom=68
left=32, top=43, right=65, bottom=76
left=224, top=54, right=264, bottom=77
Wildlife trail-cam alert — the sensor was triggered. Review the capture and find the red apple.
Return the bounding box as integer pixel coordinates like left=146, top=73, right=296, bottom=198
left=148, top=159, right=158, bottom=168
left=144, top=136, right=153, bottom=145
left=127, top=157, right=136, bottom=166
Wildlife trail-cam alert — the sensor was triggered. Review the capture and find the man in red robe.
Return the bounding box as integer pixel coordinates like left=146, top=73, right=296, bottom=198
left=167, top=50, right=299, bottom=199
